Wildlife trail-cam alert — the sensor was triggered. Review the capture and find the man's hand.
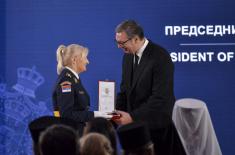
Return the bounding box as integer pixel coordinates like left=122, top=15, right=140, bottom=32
left=113, top=110, right=133, bottom=125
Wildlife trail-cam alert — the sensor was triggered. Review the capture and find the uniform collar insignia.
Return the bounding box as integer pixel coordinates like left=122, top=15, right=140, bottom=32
left=66, top=73, right=72, bottom=78
left=74, top=77, right=78, bottom=83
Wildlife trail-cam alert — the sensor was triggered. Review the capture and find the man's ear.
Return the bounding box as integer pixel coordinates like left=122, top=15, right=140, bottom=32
left=134, top=36, right=139, bottom=42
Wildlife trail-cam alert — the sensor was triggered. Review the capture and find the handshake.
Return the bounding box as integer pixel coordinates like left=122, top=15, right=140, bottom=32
left=94, top=111, right=121, bottom=120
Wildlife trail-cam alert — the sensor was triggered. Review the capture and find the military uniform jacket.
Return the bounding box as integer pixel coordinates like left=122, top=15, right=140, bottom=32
left=52, top=68, right=94, bottom=124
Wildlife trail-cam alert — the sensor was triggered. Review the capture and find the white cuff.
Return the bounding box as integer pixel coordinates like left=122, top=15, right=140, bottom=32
left=94, top=111, right=112, bottom=119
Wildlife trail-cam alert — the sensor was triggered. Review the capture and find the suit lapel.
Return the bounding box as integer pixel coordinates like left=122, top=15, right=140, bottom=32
left=126, top=54, right=134, bottom=89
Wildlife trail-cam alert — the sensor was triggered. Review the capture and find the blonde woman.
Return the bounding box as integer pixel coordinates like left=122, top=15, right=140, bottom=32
left=52, top=44, right=97, bottom=135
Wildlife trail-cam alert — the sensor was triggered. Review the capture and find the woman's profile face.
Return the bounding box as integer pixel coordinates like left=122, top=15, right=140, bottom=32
left=75, top=52, right=89, bottom=74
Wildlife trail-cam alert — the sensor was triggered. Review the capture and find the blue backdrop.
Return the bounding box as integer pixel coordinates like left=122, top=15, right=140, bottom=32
left=0, top=0, right=234, bottom=154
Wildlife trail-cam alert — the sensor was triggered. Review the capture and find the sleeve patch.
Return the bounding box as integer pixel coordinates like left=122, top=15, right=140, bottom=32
left=60, top=81, right=72, bottom=93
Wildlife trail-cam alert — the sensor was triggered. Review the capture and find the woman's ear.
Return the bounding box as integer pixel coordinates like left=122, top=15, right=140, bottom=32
left=73, top=55, right=78, bottom=62
left=71, top=56, right=77, bottom=66
left=71, top=57, right=75, bottom=64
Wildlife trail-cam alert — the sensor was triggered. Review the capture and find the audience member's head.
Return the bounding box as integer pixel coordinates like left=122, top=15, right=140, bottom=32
left=79, top=133, right=113, bottom=155
left=28, top=116, right=78, bottom=155
left=39, top=124, right=77, bottom=155
left=117, top=122, right=154, bottom=155
left=83, top=117, right=117, bottom=155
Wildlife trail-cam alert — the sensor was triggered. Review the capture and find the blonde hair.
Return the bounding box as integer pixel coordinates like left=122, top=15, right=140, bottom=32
left=79, top=133, right=113, bottom=155
left=56, top=44, right=88, bottom=74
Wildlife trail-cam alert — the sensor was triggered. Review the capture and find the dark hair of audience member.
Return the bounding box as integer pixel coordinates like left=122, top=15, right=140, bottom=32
left=39, top=124, right=78, bottom=155
left=122, top=143, right=155, bottom=155
left=117, top=122, right=155, bottom=155
left=83, top=117, right=117, bottom=155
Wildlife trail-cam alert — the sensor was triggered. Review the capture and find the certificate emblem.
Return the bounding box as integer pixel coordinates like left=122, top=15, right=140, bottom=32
left=98, top=81, right=115, bottom=112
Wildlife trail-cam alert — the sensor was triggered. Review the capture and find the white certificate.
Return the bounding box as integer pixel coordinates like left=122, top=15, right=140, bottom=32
left=98, top=81, right=115, bottom=112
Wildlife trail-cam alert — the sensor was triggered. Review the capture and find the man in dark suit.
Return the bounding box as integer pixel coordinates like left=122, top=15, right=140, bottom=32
left=114, top=20, right=186, bottom=155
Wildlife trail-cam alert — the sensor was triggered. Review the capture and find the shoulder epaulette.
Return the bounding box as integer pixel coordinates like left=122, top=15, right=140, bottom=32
left=66, top=73, right=72, bottom=78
